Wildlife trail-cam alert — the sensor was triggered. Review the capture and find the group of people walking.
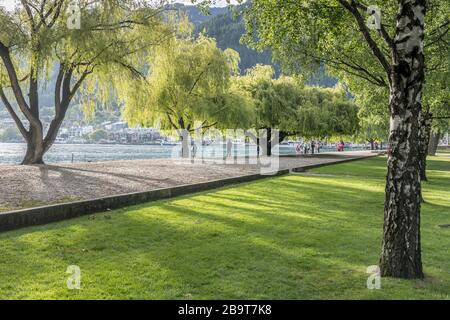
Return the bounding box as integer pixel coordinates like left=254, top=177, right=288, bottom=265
left=190, top=139, right=234, bottom=159
left=294, top=140, right=348, bottom=156
left=295, top=141, right=322, bottom=156
left=188, top=139, right=349, bottom=159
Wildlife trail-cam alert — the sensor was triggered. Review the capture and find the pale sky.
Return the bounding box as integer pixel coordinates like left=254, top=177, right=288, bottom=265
left=0, top=0, right=240, bottom=10
left=0, top=0, right=14, bottom=10
left=176, top=0, right=240, bottom=6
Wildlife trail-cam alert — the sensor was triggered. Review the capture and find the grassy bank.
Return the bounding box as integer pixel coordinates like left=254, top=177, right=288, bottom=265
left=0, top=156, right=448, bottom=299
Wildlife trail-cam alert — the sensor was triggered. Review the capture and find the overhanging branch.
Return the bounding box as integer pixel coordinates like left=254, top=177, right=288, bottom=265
left=0, top=86, right=29, bottom=138
left=338, top=0, right=391, bottom=75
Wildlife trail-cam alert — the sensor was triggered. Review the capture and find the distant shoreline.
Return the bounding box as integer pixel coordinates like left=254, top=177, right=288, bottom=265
left=0, top=142, right=378, bottom=166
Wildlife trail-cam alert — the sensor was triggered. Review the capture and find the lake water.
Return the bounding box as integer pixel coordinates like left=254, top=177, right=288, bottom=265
left=0, top=142, right=359, bottom=165
left=0, top=142, right=294, bottom=165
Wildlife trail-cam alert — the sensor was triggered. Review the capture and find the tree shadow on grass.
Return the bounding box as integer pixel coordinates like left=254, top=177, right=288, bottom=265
left=427, top=158, right=450, bottom=172
left=29, top=165, right=179, bottom=205
left=43, top=165, right=174, bottom=184
left=1, top=157, right=450, bottom=299
left=0, top=212, right=378, bottom=299
left=1, top=173, right=448, bottom=299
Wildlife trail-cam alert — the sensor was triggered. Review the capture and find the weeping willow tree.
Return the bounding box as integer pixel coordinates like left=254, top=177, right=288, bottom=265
left=357, top=111, right=389, bottom=150
left=122, top=22, right=254, bottom=157
left=296, top=86, right=360, bottom=139
left=0, top=0, right=171, bottom=164
left=235, top=65, right=302, bottom=156
left=236, top=65, right=359, bottom=155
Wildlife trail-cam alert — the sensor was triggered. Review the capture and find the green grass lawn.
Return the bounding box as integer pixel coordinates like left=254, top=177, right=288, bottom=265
left=437, top=147, right=450, bottom=154
left=0, top=156, right=448, bottom=300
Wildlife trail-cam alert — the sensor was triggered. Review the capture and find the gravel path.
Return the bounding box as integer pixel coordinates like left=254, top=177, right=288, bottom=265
left=0, top=151, right=374, bottom=211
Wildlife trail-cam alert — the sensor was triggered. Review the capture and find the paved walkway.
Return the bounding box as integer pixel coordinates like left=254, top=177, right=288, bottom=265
left=0, top=151, right=376, bottom=211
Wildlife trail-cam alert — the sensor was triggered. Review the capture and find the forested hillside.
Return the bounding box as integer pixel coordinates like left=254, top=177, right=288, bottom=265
left=196, top=6, right=279, bottom=75
left=193, top=4, right=337, bottom=86
left=171, top=3, right=228, bottom=25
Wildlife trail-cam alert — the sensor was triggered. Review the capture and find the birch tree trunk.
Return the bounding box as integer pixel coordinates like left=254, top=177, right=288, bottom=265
left=380, top=0, right=426, bottom=279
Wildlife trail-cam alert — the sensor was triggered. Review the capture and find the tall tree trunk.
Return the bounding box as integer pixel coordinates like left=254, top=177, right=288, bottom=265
left=180, top=130, right=190, bottom=158
left=22, top=65, right=46, bottom=165
left=428, top=131, right=441, bottom=156
left=259, top=129, right=268, bottom=156
left=262, top=128, right=284, bottom=157
left=1, top=42, right=85, bottom=166
left=418, top=112, right=432, bottom=181
left=176, top=118, right=190, bottom=159
left=22, top=131, right=45, bottom=165
left=256, top=136, right=260, bottom=158
left=266, top=127, right=272, bottom=157
left=223, top=135, right=227, bottom=161
left=380, top=0, right=426, bottom=279
left=21, top=113, right=67, bottom=165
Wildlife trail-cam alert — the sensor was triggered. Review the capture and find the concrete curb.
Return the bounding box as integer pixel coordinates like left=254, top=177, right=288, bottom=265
left=0, top=154, right=380, bottom=233
left=0, top=169, right=289, bottom=232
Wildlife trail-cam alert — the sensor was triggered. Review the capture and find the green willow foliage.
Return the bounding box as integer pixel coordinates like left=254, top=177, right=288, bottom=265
left=236, top=64, right=359, bottom=138
left=0, top=1, right=180, bottom=163
left=121, top=18, right=255, bottom=133
left=0, top=0, right=171, bottom=116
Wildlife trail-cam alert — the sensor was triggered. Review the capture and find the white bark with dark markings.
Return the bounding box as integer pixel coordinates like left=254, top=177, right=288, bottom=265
left=379, top=0, right=427, bottom=279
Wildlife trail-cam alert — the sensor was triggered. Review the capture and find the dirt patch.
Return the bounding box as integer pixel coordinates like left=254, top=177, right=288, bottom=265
left=0, top=151, right=373, bottom=212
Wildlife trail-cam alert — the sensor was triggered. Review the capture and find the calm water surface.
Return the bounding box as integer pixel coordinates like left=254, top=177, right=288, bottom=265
left=0, top=143, right=306, bottom=165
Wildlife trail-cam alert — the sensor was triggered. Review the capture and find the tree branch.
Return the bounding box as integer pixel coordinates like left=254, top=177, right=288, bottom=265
left=54, top=63, right=65, bottom=114
left=69, top=69, right=92, bottom=100
left=0, top=86, right=29, bottom=138
left=338, top=0, right=391, bottom=75
left=20, top=0, right=37, bottom=31
left=0, top=41, right=41, bottom=127
left=189, top=62, right=212, bottom=95
left=351, top=0, right=394, bottom=48
left=166, top=113, right=179, bottom=130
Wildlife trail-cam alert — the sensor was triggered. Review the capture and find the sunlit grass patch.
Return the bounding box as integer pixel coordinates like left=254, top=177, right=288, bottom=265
left=0, top=156, right=448, bottom=299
